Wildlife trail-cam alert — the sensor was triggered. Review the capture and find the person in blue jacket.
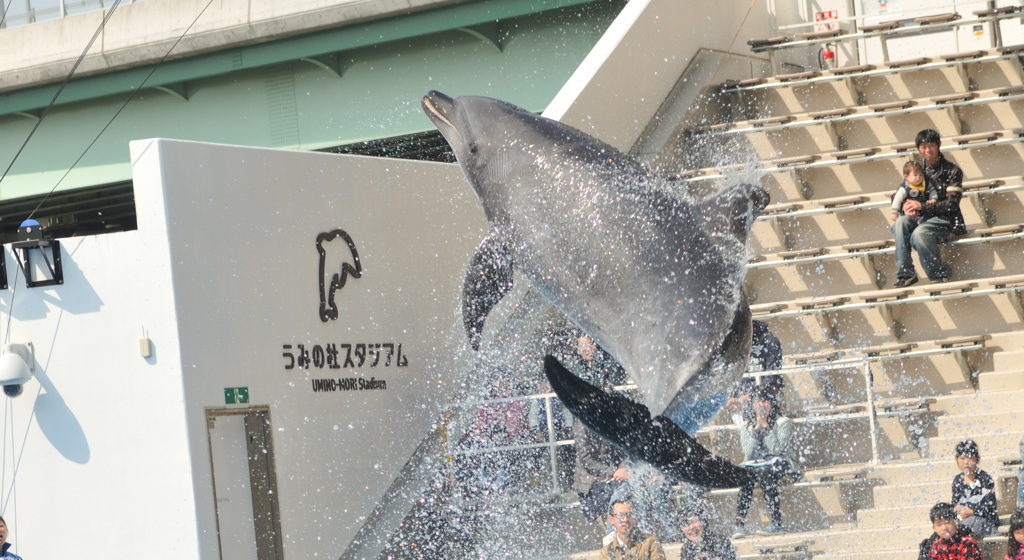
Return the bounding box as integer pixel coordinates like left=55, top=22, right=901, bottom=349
left=0, top=516, right=23, bottom=559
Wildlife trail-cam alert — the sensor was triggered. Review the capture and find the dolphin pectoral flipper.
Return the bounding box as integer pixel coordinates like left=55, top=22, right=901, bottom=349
left=544, top=355, right=752, bottom=489
left=463, top=231, right=515, bottom=350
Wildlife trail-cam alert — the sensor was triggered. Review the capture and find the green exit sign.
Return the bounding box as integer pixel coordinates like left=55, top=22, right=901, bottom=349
left=224, top=387, right=249, bottom=404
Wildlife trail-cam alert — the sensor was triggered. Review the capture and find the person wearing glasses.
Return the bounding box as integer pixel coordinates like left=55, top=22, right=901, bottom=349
left=600, top=491, right=666, bottom=560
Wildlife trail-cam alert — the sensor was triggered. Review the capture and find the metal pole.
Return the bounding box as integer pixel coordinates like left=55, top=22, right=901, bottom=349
left=852, top=0, right=864, bottom=66
left=863, top=359, right=879, bottom=464
left=988, top=0, right=1004, bottom=49
left=544, top=396, right=558, bottom=491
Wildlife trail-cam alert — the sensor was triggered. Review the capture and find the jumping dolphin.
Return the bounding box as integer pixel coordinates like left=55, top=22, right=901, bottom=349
left=422, top=91, right=767, bottom=487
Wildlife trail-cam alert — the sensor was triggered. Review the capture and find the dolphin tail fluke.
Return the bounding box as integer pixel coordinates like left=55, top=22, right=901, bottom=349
left=463, top=231, right=514, bottom=350
left=544, top=355, right=751, bottom=489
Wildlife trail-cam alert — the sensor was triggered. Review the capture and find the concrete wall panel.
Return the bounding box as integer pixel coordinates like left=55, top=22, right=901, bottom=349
left=132, top=138, right=487, bottom=558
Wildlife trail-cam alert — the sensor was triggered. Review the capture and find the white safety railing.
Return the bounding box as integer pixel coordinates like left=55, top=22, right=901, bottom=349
left=757, top=0, right=1020, bottom=72
left=444, top=340, right=982, bottom=508
left=705, top=342, right=985, bottom=465
left=445, top=391, right=576, bottom=506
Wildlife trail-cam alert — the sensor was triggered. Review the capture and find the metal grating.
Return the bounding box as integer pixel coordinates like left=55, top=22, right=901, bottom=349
left=0, top=182, right=137, bottom=243
left=321, top=130, right=456, bottom=163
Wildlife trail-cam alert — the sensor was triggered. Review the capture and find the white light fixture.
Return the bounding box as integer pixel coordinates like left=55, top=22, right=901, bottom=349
left=0, top=342, right=33, bottom=398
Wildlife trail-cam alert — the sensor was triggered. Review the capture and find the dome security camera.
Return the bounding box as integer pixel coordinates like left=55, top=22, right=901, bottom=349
left=0, top=343, right=33, bottom=398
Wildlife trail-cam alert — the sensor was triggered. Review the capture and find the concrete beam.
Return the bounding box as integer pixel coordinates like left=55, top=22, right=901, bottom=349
left=0, top=0, right=596, bottom=115
left=0, top=0, right=458, bottom=91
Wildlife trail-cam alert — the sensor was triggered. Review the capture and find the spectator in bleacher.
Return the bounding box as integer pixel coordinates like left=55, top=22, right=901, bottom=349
left=890, top=160, right=930, bottom=225
left=749, top=320, right=784, bottom=388
left=725, top=320, right=784, bottom=424
left=951, top=439, right=998, bottom=537
left=600, top=491, right=667, bottom=560
left=732, top=385, right=796, bottom=537
left=919, top=502, right=982, bottom=560
left=561, top=330, right=630, bottom=388
left=573, top=409, right=629, bottom=525
left=567, top=332, right=677, bottom=541
left=1007, top=509, right=1024, bottom=560
left=570, top=331, right=631, bottom=524
left=676, top=483, right=725, bottom=530
left=1018, top=434, right=1024, bottom=510
left=679, top=502, right=736, bottom=560
left=891, top=129, right=966, bottom=287
left=0, top=517, right=21, bottom=560
left=626, top=463, right=679, bottom=542
left=750, top=320, right=783, bottom=371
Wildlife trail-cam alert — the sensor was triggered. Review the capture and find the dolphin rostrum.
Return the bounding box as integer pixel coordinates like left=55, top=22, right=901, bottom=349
left=422, top=91, right=767, bottom=487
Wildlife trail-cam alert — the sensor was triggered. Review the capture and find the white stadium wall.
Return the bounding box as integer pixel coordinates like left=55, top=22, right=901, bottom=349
left=0, top=138, right=487, bottom=558
left=0, top=166, right=196, bottom=554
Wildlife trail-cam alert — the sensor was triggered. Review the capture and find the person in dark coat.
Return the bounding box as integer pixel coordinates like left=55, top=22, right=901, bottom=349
left=892, top=128, right=965, bottom=286
left=950, top=439, right=998, bottom=537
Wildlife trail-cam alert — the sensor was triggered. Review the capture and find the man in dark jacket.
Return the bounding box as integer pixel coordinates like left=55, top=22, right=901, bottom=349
left=573, top=416, right=628, bottom=522
left=892, top=128, right=965, bottom=287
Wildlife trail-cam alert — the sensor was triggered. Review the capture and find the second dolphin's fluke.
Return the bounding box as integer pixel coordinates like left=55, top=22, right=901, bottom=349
left=544, top=356, right=752, bottom=488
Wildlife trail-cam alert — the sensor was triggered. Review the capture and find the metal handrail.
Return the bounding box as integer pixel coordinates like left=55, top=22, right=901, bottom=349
left=445, top=340, right=984, bottom=498
left=751, top=11, right=1020, bottom=54
left=755, top=283, right=1023, bottom=319
left=705, top=352, right=969, bottom=465
left=755, top=179, right=1024, bottom=223
left=686, top=130, right=1024, bottom=182
left=446, top=392, right=577, bottom=497
left=749, top=229, right=1024, bottom=271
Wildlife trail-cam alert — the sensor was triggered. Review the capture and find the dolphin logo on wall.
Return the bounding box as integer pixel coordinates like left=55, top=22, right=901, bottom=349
left=422, top=91, right=766, bottom=488
left=316, top=229, right=363, bottom=322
